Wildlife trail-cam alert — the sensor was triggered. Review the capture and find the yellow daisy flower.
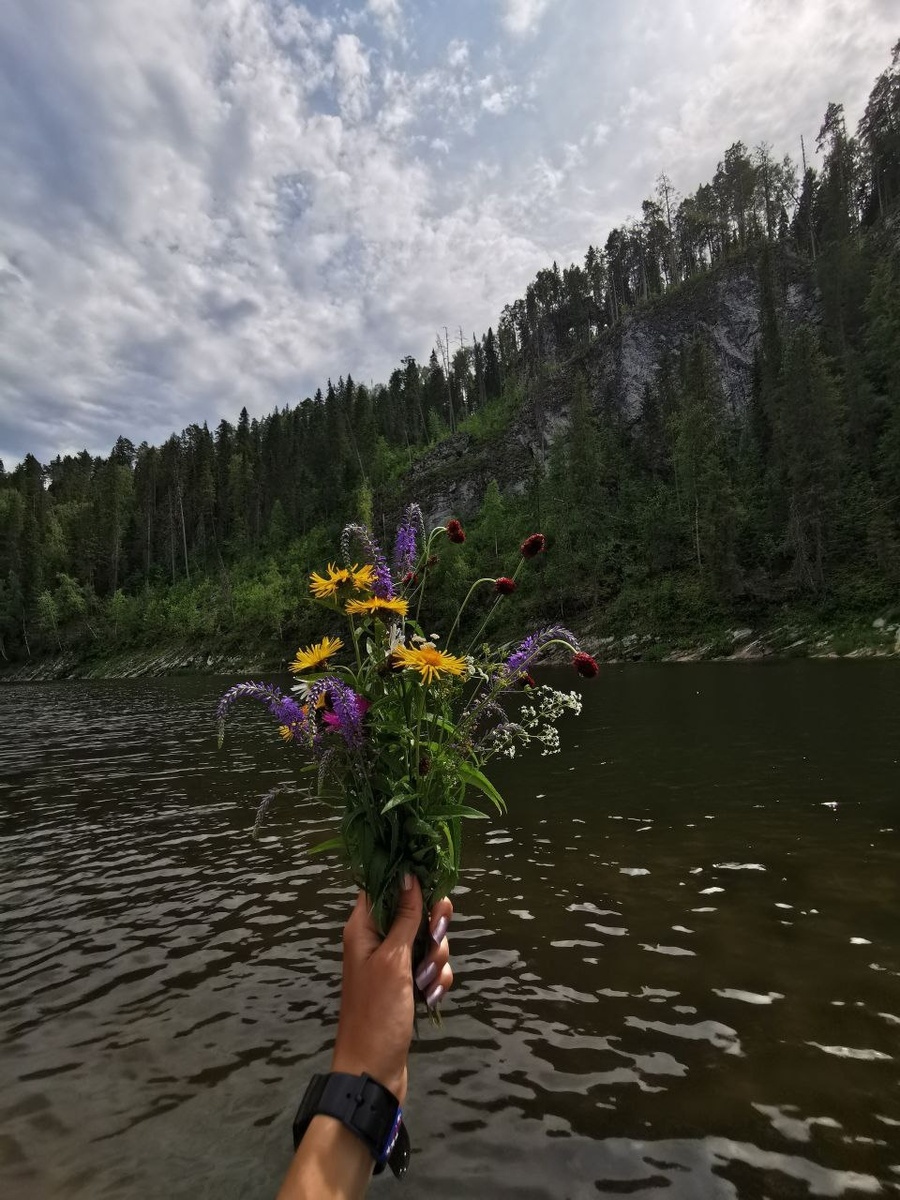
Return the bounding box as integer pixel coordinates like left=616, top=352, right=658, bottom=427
left=392, top=644, right=467, bottom=684
left=351, top=563, right=378, bottom=591
left=310, top=563, right=350, bottom=599
left=345, top=596, right=409, bottom=621
left=309, top=563, right=376, bottom=600
left=290, top=635, right=344, bottom=674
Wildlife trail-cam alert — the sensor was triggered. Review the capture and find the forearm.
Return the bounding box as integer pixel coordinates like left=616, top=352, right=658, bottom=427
left=275, top=1115, right=373, bottom=1200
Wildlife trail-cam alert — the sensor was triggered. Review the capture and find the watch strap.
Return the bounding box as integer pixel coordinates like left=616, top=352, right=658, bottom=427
left=292, top=1072, right=410, bottom=1179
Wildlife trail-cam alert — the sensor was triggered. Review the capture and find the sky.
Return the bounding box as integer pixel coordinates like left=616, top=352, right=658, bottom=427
left=0, top=0, right=896, bottom=467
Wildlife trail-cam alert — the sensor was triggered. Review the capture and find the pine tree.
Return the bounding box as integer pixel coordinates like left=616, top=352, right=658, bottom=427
left=670, top=339, right=738, bottom=597
left=777, top=326, right=844, bottom=593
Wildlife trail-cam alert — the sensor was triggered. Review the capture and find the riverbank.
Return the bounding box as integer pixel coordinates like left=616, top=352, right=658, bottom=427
left=2, top=616, right=898, bottom=683
left=573, top=616, right=900, bottom=664
left=0, top=646, right=284, bottom=684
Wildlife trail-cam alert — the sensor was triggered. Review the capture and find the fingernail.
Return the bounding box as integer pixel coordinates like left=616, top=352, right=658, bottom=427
left=431, top=914, right=448, bottom=944
left=414, top=959, right=438, bottom=991
left=401, top=873, right=413, bottom=892
left=425, top=982, right=444, bottom=1009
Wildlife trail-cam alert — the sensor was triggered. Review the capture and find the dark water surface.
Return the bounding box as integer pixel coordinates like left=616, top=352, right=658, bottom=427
left=1, top=664, right=898, bottom=1199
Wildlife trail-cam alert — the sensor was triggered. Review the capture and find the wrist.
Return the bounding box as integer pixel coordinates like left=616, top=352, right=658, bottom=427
left=277, top=1116, right=372, bottom=1200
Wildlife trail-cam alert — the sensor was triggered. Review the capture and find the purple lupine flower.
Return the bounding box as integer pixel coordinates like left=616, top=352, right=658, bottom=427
left=317, top=747, right=337, bottom=794
left=300, top=676, right=370, bottom=749
left=216, top=680, right=284, bottom=723
left=252, top=786, right=280, bottom=839
left=271, top=694, right=306, bottom=730
left=324, top=683, right=371, bottom=750
left=393, top=503, right=426, bottom=577
left=406, top=503, right=426, bottom=549
left=294, top=676, right=333, bottom=743
left=393, top=521, right=417, bottom=578
left=340, top=523, right=394, bottom=599
left=504, top=625, right=580, bottom=678
left=217, top=680, right=291, bottom=746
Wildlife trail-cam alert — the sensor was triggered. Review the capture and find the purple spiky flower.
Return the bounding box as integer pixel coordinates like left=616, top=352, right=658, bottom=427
left=504, top=625, right=580, bottom=678
left=298, top=676, right=370, bottom=751
left=341, top=523, right=393, bottom=599
left=216, top=681, right=305, bottom=747
left=393, top=521, right=417, bottom=578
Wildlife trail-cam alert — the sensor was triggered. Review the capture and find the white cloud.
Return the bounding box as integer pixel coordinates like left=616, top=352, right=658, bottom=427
left=0, top=0, right=555, bottom=463
left=481, top=82, right=520, bottom=116
left=367, top=0, right=401, bottom=38
left=447, top=38, right=469, bottom=68
left=618, top=86, right=654, bottom=124
left=499, top=0, right=555, bottom=37
left=0, top=0, right=896, bottom=465
left=333, top=33, right=371, bottom=122
left=592, top=122, right=611, bottom=147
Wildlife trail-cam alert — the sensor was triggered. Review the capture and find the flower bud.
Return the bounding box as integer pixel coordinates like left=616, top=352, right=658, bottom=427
left=520, top=533, right=546, bottom=559
left=573, top=651, right=599, bottom=678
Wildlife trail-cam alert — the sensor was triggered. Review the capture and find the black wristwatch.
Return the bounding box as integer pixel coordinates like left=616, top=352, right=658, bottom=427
left=292, top=1072, right=411, bottom=1179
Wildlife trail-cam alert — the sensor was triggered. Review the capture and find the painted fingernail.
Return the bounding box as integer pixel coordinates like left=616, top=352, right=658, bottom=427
left=415, top=959, right=438, bottom=991
left=425, top=982, right=444, bottom=1009
left=401, top=873, right=413, bottom=892
left=431, top=914, right=449, bottom=944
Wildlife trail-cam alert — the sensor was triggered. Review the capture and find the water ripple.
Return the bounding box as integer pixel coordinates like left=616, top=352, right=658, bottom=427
left=2, top=669, right=899, bottom=1198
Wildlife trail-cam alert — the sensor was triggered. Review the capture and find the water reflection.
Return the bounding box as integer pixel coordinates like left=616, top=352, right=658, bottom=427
left=1, top=663, right=898, bottom=1198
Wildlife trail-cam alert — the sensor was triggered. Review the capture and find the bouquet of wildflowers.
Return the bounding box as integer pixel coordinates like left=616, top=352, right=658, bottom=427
left=217, top=506, right=597, bottom=942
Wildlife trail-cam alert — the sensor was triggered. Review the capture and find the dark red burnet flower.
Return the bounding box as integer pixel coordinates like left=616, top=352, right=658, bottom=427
left=418, top=755, right=431, bottom=777
left=494, top=576, right=517, bottom=595
left=520, top=532, right=546, bottom=559
left=401, top=571, right=419, bottom=586
left=519, top=672, right=536, bottom=688
left=446, top=519, right=466, bottom=544
left=573, top=652, right=600, bottom=678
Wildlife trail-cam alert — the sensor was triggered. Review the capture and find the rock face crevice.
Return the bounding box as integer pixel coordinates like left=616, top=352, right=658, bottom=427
left=408, top=254, right=817, bottom=526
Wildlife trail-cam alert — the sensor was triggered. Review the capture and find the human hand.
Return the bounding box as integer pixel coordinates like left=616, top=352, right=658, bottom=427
left=331, top=876, right=453, bottom=1106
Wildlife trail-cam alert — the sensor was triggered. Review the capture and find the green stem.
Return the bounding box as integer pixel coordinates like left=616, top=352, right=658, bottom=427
left=348, top=616, right=363, bottom=671
left=465, top=558, right=525, bottom=655
left=459, top=636, right=579, bottom=738
left=412, top=686, right=425, bottom=777
left=415, top=528, right=443, bottom=627
left=445, top=578, right=494, bottom=652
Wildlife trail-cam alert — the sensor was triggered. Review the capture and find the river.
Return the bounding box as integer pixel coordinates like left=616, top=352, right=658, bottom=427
left=1, top=663, right=898, bottom=1198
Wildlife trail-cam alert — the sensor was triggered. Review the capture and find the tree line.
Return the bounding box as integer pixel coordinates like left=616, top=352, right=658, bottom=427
left=1, top=41, right=899, bottom=661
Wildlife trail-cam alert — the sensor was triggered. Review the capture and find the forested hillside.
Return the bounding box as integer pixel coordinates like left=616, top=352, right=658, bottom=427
left=2, top=43, right=899, bottom=666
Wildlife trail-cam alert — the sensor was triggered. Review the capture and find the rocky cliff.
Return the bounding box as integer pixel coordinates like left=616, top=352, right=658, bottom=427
left=409, top=252, right=816, bottom=526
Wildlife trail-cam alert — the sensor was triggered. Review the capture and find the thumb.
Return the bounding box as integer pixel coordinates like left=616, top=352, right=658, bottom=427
left=383, top=874, right=423, bottom=953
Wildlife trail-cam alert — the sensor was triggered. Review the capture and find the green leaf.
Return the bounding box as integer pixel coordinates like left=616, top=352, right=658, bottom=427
left=439, top=820, right=454, bottom=868
left=426, top=805, right=489, bottom=821
left=426, top=714, right=457, bottom=736
left=307, top=836, right=344, bottom=855
left=380, top=792, right=413, bottom=816
left=457, top=762, right=507, bottom=814
left=450, top=815, right=462, bottom=874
